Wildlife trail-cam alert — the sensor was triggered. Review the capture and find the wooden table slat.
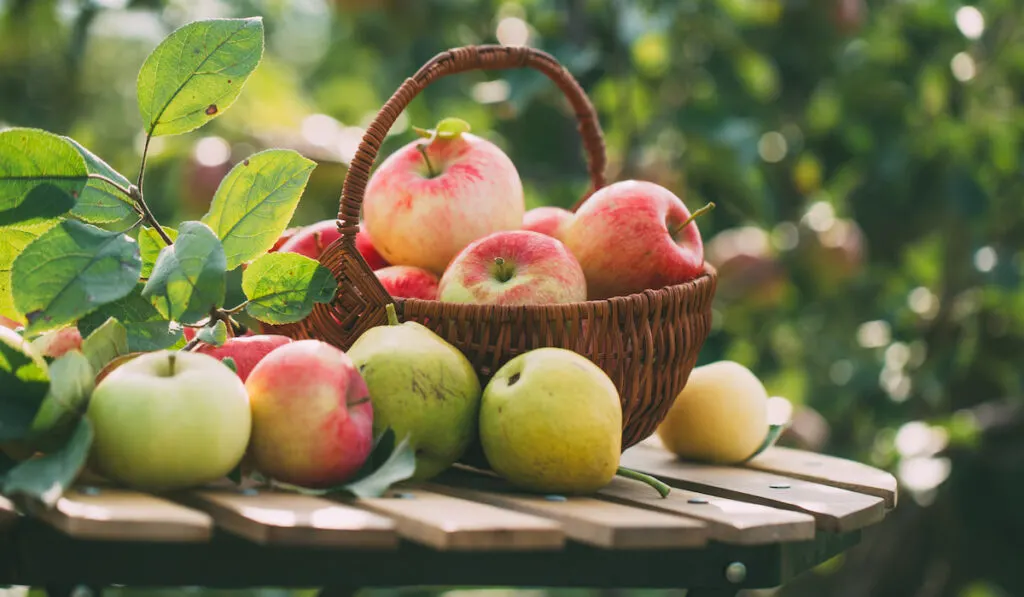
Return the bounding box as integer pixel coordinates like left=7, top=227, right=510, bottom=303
left=597, top=476, right=816, bottom=545
left=427, top=469, right=708, bottom=549
left=38, top=487, right=212, bottom=542
left=351, top=487, right=566, bottom=551
left=178, top=488, right=399, bottom=548
left=744, top=446, right=899, bottom=508
left=621, top=444, right=886, bottom=533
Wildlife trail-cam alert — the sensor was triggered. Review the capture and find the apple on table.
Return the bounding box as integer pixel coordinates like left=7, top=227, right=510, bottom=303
left=562, top=180, right=714, bottom=300
left=362, top=117, right=524, bottom=275
left=438, top=230, right=587, bottom=305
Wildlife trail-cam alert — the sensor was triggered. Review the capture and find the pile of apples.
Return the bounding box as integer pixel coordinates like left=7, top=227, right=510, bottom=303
left=273, top=118, right=714, bottom=306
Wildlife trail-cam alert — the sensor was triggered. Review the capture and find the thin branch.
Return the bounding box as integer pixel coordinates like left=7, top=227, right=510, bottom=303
left=225, top=301, right=249, bottom=315
left=88, top=173, right=134, bottom=199
left=136, top=132, right=152, bottom=191
left=117, top=217, right=146, bottom=235
left=130, top=185, right=174, bottom=246
left=181, top=336, right=202, bottom=352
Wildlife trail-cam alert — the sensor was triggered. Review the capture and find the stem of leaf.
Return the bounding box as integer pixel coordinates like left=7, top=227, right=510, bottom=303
left=129, top=185, right=174, bottom=246
left=137, top=131, right=152, bottom=191
left=87, top=173, right=135, bottom=202
left=225, top=301, right=249, bottom=315
left=181, top=336, right=202, bottom=352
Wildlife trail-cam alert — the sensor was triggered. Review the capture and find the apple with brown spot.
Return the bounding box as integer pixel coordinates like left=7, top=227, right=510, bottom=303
left=562, top=180, right=713, bottom=300
left=438, top=230, right=587, bottom=305
left=375, top=265, right=439, bottom=300
left=244, top=339, right=374, bottom=488
left=362, top=118, right=524, bottom=275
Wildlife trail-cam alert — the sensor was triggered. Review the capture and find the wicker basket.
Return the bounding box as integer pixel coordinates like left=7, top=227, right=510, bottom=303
left=271, top=45, right=717, bottom=450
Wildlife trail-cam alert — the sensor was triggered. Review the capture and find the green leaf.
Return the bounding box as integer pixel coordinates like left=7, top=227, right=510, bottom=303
left=139, top=225, right=177, bottom=278
left=2, top=417, right=93, bottom=509
left=11, top=220, right=142, bottom=334
left=742, top=424, right=789, bottom=463
left=0, top=327, right=50, bottom=441
left=197, top=319, right=228, bottom=346
left=141, top=221, right=227, bottom=325
left=64, top=138, right=137, bottom=225
left=200, top=150, right=316, bottom=270
left=272, top=429, right=417, bottom=498
left=136, top=17, right=265, bottom=137
left=221, top=356, right=238, bottom=374
left=241, top=252, right=337, bottom=325
left=78, top=285, right=183, bottom=352
left=0, top=128, right=86, bottom=223
left=435, top=117, right=472, bottom=139
left=80, top=317, right=129, bottom=374
left=0, top=221, right=55, bottom=323
left=28, top=350, right=93, bottom=451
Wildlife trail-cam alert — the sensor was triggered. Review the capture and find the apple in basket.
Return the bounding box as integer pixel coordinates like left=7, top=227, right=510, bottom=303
left=375, top=265, right=440, bottom=300
left=362, top=117, right=524, bottom=275
left=562, top=180, right=714, bottom=300
left=278, top=219, right=390, bottom=270
left=438, top=230, right=587, bottom=305
left=521, top=206, right=574, bottom=241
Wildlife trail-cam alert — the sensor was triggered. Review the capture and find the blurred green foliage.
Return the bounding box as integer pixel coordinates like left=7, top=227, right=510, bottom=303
left=2, top=0, right=1023, bottom=595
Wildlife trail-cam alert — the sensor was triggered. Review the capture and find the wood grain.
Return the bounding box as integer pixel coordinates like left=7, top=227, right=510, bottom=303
left=352, top=487, right=565, bottom=551
left=179, top=488, right=398, bottom=548
left=427, top=469, right=707, bottom=549
left=621, top=445, right=886, bottom=533
left=745, top=446, right=899, bottom=508
left=37, top=487, right=212, bottom=542
left=597, top=476, right=816, bottom=545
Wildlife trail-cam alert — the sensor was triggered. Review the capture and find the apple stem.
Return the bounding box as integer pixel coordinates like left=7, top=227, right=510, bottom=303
left=673, top=202, right=716, bottom=236
left=493, top=257, right=514, bottom=283
left=416, top=144, right=437, bottom=178
left=167, top=352, right=177, bottom=376
left=385, top=302, right=400, bottom=326
left=616, top=466, right=671, bottom=498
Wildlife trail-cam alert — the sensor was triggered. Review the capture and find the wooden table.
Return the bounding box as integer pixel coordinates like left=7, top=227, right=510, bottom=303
left=0, top=438, right=897, bottom=597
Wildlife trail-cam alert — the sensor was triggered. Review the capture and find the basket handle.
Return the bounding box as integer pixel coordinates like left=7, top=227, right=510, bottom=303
left=335, top=44, right=608, bottom=243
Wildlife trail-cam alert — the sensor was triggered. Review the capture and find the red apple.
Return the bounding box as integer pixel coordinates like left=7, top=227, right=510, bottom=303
left=375, top=265, right=439, bottom=300
left=438, top=230, right=587, bottom=305
left=279, top=219, right=389, bottom=270
left=522, top=206, right=574, bottom=240
left=244, top=339, right=374, bottom=488
left=362, top=121, right=524, bottom=275
left=183, top=325, right=255, bottom=342
left=0, top=315, right=20, bottom=330
left=562, top=180, right=710, bottom=300
left=193, top=335, right=293, bottom=382
left=270, top=226, right=303, bottom=253
left=31, top=326, right=83, bottom=359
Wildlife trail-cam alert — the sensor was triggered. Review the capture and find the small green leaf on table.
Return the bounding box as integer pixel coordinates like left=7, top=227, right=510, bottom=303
left=0, top=328, right=50, bottom=441
left=140, top=225, right=178, bottom=278
left=201, top=149, right=316, bottom=270
left=197, top=320, right=228, bottom=347
left=142, top=221, right=227, bottom=325
left=742, top=423, right=789, bottom=463
left=27, top=350, right=94, bottom=450
left=241, top=252, right=337, bottom=325
left=0, top=128, right=86, bottom=223
left=1, top=417, right=94, bottom=509
left=272, top=428, right=417, bottom=499
left=11, top=220, right=142, bottom=334
left=80, top=317, right=129, bottom=373
left=136, top=17, right=265, bottom=137
left=79, top=285, right=183, bottom=352
left=64, top=138, right=137, bottom=225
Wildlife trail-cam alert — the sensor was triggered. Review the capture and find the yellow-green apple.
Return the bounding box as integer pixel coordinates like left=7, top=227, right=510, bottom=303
left=245, top=339, right=374, bottom=488
left=347, top=304, right=482, bottom=481
left=522, top=206, right=574, bottom=240
left=479, top=347, right=622, bottom=494
left=438, top=230, right=587, bottom=305
left=374, top=265, right=439, bottom=300
left=705, top=226, right=788, bottom=307
left=30, top=326, right=83, bottom=359
left=87, top=350, right=252, bottom=490
left=655, top=360, right=769, bottom=464
left=562, top=180, right=712, bottom=300
left=193, top=334, right=293, bottom=381
left=278, top=219, right=389, bottom=270
left=362, top=119, right=524, bottom=274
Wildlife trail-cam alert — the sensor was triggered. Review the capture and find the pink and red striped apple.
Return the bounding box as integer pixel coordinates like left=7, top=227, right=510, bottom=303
left=522, top=206, right=574, bottom=240
left=438, top=230, right=587, bottom=306
left=375, top=265, right=439, bottom=301
left=277, top=219, right=389, bottom=270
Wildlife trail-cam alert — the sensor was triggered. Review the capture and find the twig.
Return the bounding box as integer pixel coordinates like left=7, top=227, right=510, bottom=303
left=129, top=185, right=174, bottom=246
left=136, top=132, right=152, bottom=191
left=88, top=173, right=134, bottom=200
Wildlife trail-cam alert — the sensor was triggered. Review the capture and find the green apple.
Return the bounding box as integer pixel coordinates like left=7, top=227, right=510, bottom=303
left=656, top=360, right=769, bottom=464
left=87, top=350, right=251, bottom=491
left=347, top=304, right=481, bottom=481
left=479, top=347, right=622, bottom=494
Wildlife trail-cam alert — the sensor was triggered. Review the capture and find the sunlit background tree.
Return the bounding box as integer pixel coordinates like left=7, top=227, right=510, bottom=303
left=2, top=0, right=1023, bottom=595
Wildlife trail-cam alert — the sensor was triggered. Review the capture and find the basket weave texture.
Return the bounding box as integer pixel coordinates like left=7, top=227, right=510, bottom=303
left=269, top=45, right=718, bottom=450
